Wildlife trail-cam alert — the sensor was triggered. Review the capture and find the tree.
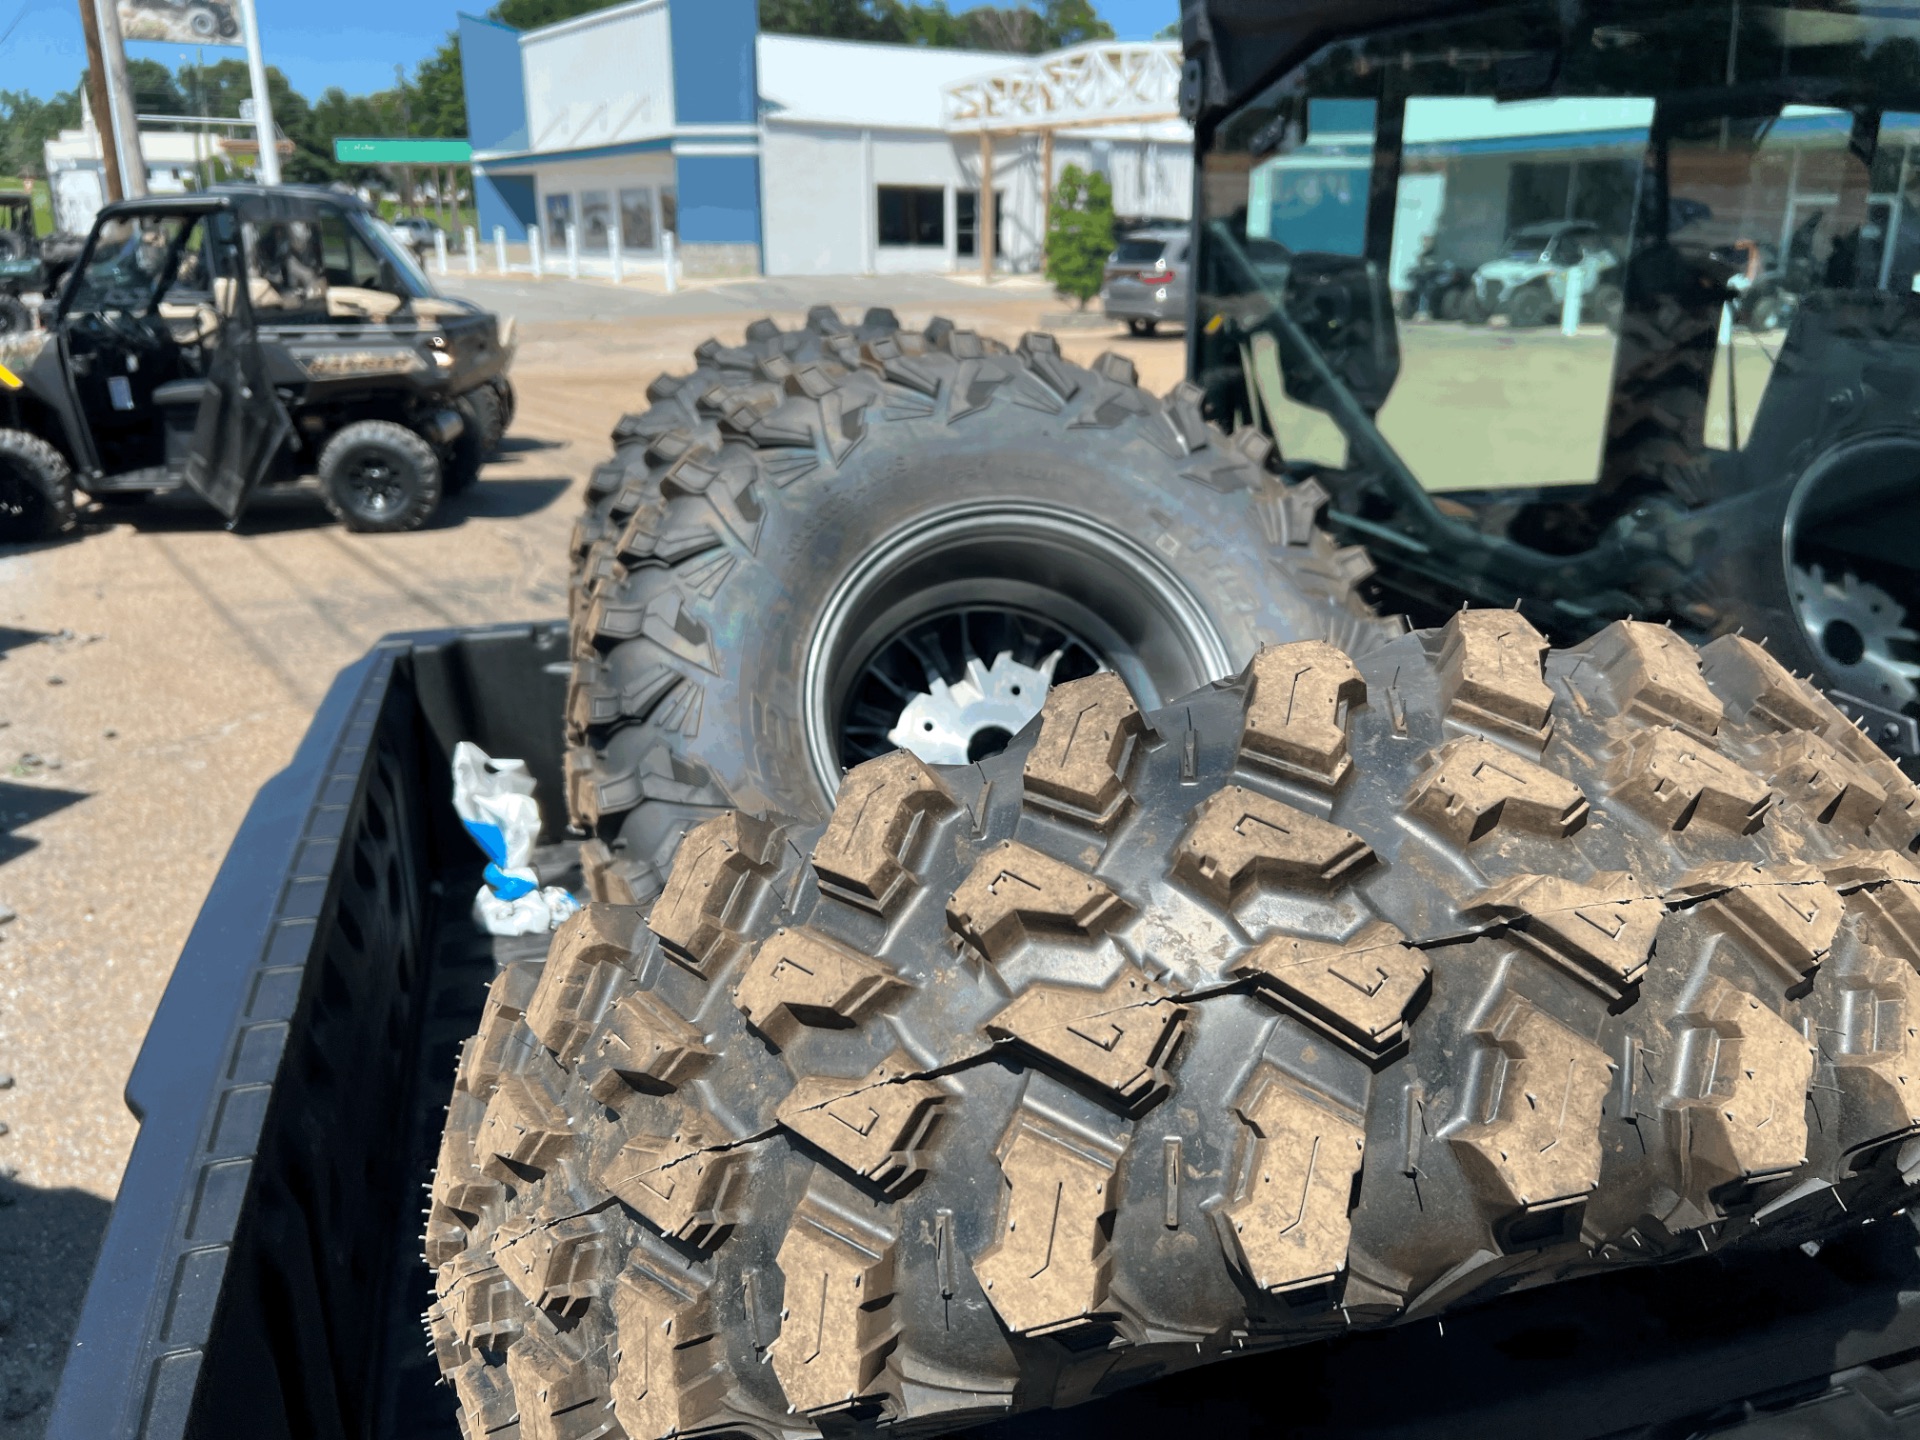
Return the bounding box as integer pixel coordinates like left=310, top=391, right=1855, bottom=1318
left=0, top=85, right=82, bottom=181
left=1044, top=162, right=1113, bottom=308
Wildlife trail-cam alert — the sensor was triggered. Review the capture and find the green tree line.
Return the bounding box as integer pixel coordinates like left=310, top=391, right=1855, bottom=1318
left=3, top=0, right=1115, bottom=185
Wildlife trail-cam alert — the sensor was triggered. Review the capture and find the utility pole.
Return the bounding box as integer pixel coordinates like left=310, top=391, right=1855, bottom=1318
left=239, top=0, right=281, bottom=185
left=94, top=0, right=147, bottom=197
left=76, top=0, right=122, bottom=202
left=395, top=66, right=415, bottom=214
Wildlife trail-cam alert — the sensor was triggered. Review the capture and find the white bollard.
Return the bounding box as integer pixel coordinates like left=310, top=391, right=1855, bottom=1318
left=1561, top=267, right=1584, bottom=336
left=465, top=226, right=478, bottom=274
left=493, top=225, right=507, bottom=273
left=663, top=230, right=678, bottom=294
left=609, top=218, right=623, bottom=285
left=433, top=230, right=448, bottom=276
left=565, top=222, right=579, bottom=280
left=529, top=228, right=544, bottom=278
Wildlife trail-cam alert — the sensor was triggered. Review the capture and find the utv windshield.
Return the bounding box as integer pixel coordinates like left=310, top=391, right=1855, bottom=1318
left=1194, top=0, right=1920, bottom=731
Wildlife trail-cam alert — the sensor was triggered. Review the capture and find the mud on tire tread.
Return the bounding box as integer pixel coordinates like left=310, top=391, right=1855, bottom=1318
left=565, top=309, right=1399, bottom=911
left=429, top=614, right=1920, bottom=1439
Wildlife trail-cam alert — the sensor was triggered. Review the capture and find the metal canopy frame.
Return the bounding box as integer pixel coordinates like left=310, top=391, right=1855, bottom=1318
left=941, top=41, right=1185, bottom=281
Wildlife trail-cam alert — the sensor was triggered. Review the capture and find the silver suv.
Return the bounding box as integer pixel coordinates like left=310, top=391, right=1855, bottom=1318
left=1101, top=228, right=1189, bottom=335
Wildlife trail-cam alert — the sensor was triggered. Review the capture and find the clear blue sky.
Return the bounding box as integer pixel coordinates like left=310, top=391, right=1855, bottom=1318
left=0, top=0, right=1176, bottom=102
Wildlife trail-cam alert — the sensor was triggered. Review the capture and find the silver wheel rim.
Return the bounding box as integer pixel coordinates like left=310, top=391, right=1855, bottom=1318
left=802, top=502, right=1233, bottom=799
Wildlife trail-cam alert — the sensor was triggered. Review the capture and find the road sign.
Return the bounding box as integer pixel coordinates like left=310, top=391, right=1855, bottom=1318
left=333, top=138, right=474, bottom=165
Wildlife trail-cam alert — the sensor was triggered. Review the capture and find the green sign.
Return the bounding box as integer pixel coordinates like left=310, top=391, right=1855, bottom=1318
left=333, top=137, right=473, bottom=165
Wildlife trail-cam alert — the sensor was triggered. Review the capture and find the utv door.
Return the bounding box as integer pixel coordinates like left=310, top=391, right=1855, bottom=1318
left=184, top=222, right=291, bottom=521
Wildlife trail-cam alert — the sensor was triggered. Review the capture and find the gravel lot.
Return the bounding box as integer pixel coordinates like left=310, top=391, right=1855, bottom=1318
left=0, top=273, right=1186, bottom=1437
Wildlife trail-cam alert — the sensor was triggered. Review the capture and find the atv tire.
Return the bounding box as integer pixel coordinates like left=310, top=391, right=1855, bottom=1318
left=445, top=393, right=492, bottom=496
left=0, top=428, right=76, bottom=541
left=1508, top=282, right=1554, bottom=329
left=0, top=294, right=31, bottom=336
left=476, top=377, right=510, bottom=455
left=427, top=612, right=1920, bottom=1440
left=565, top=311, right=1397, bottom=910
left=318, top=419, right=442, bottom=533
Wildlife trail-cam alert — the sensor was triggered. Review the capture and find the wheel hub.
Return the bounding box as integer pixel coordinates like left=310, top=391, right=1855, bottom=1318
left=1791, top=563, right=1920, bottom=709
left=888, top=649, right=1066, bottom=766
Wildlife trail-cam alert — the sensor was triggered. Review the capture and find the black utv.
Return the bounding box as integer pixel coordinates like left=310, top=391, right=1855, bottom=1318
left=0, top=184, right=516, bottom=537
left=0, top=191, right=82, bottom=336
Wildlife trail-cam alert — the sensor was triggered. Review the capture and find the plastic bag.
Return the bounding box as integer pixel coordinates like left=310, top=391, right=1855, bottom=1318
left=452, top=741, right=581, bottom=935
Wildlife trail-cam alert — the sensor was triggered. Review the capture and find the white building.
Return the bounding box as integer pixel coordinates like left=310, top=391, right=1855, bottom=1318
left=460, top=0, right=1191, bottom=278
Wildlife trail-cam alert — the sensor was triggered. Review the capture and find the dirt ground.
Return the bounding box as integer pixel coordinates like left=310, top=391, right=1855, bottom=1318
left=0, top=280, right=1186, bottom=1436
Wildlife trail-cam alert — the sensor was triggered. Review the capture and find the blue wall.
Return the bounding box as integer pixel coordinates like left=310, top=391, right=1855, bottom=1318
left=459, top=13, right=528, bottom=153
left=674, top=154, right=762, bottom=247
left=669, top=0, right=757, bottom=126
left=475, top=171, right=537, bottom=243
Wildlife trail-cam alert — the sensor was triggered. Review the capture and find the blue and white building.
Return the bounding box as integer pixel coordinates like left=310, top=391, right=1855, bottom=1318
left=458, top=0, right=1191, bottom=277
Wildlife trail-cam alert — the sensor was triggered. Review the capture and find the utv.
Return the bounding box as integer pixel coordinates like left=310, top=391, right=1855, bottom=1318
left=0, top=190, right=80, bottom=336
left=0, top=184, right=516, bottom=538
left=1184, top=0, right=1920, bottom=766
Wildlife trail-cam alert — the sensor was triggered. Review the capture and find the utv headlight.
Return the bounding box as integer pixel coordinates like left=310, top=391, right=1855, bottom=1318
left=293, top=348, right=429, bottom=378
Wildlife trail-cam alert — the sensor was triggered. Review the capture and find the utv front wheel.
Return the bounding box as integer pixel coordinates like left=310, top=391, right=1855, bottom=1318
left=0, top=429, right=76, bottom=541
left=1507, top=282, right=1554, bottom=328
left=318, top=420, right=441, bottom=533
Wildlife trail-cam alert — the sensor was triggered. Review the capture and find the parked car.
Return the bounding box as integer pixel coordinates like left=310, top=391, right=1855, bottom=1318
left=390, top=215, right=447, bottom=261
left=1101, top=227, right=1190, bottom=334
left=1467, top=219, right=1623, bottom=327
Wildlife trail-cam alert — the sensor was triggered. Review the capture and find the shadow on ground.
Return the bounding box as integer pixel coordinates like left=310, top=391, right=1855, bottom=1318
left=0, top=780, right=89, bottom=865
left=0, top=1179, right=111, bottom=1440
left=65, top=465, right=574, bottom=536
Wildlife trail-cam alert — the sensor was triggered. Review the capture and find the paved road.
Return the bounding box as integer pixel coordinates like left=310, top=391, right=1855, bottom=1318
left=0, top=285, right=1174, bottom=1438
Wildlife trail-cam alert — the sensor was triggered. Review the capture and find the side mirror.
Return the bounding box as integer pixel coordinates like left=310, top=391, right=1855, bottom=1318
left=1279, top=252, right=1401, bottom=416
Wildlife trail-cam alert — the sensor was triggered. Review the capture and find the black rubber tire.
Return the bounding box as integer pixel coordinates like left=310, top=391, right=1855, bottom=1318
left=565, top=310, right=1399, bottom=909
left=1586, top=283, right=1624, bottom=331
left=0, top=235, right=24, bottom=262
left=466, top=381, right=505, bottom=458
left=1508, top=283, right=1554, bottom=329
left=1438, top=287, right=1468, bottom=322
left=0, top=294, right=30, bottom=335
left=427, top=612, right=1920, bottom=1440
left=0, top=428, right=76, bottom=541
left=1461, top=290, right=1490, bottom=325
left=317, top=419, right=441, bottom=533
left=445, top=394, right=490, bottom=496
left=569, top=306, right=910, bottom=594
left=487, top=374, right=516, bottom=442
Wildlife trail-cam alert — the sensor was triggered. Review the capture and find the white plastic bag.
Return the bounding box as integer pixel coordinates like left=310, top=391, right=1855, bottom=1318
left=452, top=741, right=581, bottom=935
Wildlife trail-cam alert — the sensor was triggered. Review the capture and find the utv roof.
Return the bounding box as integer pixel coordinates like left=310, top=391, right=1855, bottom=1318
left=94, top=184, right=372, bottom=228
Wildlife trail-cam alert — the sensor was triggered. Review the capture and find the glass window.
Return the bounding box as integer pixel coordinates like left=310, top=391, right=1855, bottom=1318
left=579, top=190, right=612, bottom=249
left=619, top=187, right=655, bottom=250
left=879, top=186, right=945, bottom=247
left=545, top=191, right=572, bottom=248
left=1112, top=238, right=1168, bottom=265
left=319, top=212, right=387, bottom=290
left=66, top=214, right=193, bottom=315
left=955, top=189, right=1003, bottom=257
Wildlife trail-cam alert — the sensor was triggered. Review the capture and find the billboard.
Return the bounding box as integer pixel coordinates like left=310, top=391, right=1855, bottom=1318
left=117, top=0, right=242, bottom=45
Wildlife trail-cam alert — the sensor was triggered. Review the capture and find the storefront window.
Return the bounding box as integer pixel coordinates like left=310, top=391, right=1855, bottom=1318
left=878, top=186, right=945, bottom=247
left=619, top=187, right=655, bottom=250
left=579, top=190, right=612, bottom=248
left=544, top=192, right=571, bottom=249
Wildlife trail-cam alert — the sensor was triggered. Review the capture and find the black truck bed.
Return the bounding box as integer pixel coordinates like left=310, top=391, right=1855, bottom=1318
left=44, top=624, right=1920, bottom=1440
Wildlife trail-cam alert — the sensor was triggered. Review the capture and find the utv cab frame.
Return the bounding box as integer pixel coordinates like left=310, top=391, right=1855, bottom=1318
left=1182, top=0, right=1920, bottom=768
left=0, top=185, right=514, bottom=537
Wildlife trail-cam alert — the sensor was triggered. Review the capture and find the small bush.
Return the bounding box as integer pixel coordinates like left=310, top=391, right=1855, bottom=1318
left=1044, top=163, right=1115, bottom=309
